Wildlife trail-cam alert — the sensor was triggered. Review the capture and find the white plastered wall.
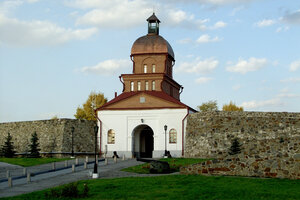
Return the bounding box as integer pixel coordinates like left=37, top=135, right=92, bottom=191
left=97, top=108, right=188, bottom=158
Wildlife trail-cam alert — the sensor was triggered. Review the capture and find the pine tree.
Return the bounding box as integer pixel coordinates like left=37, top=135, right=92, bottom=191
left=0, top=132, right=16, bottom=158
left=229, top=138, right=242, bottom=155
left=28, top=132, right=41, bottom=158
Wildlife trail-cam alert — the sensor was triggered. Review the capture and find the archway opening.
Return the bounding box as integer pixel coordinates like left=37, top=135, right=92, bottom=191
left=132, top=125, right=154, bottom=158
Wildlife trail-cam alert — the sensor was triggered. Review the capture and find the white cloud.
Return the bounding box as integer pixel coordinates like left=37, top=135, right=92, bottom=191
left=167, top=0, right=255, bottom=6
left=289, top=60, right=300, bottom=72
left=68, top=0, right=222, bottom=30
left=276, top=26, right=289, bottom=32
left=196, top=34, right=221, bottom=43
left=282, top=10, right=300, bottom=25
left=280, top=77, right=300, bottom=83
left=80, top=59, right=131, bottom=75
left=241, top=98, right=283, bottom=109
left=255, top=19, right=276, bottom=27
left=226, top=57, right=268, bottom=74
left=195, top=77, right=213, bottom=84
left=0, top=15, right=98, bottom=46
left=176, top=57, right=218, bottom=74
left=211, top=21, right=227, bottom=29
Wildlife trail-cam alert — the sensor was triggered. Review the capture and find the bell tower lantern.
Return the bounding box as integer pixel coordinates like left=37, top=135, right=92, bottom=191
left=147, top=13, right=160, bottom=35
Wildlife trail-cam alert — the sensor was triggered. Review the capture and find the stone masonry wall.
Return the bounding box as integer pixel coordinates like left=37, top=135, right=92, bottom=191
left=0, top=119, right=96, bottom=155
left=185, top=111, right=300, bottom=159
left=183, top=111, right=300, bottom=179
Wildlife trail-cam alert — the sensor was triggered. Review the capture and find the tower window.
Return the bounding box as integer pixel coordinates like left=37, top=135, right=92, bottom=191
left=137, top=81, right=141, bottom=91
left=144, top=65, right=147, bottom=73
left=130, top=81, right=134, bottom=91
left=152, top=81, right=155, bottom=91
left=152, top=64, right=156, bottom=73
left=145, top=81, right=149, bottom=91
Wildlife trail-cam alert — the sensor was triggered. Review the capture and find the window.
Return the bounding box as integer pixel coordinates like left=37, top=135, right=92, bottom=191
left=108, top=129, right=115, bottom=144
left=152, top=64, right=156, bottom=73
left=130, top=82, right=134, bottom=91
left=152, top=81, right=155, bottom=91
left=140, top=97, right=145, bottom=103
left=169, top=129, right=177, bottom=144
left=145, top=81, right=149, bottom=91
left=144, top=65, right=147, bottom=73
left=137, top=81, right=141, bottom=91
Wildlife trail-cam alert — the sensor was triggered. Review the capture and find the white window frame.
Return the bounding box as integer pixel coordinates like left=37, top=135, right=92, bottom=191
left=152, top=81, right=155, bottom=91
left=152, top=64, right=156, bottom=73
left=130, top=81, right=134, bottom=91
left=137, top=81, right=141, bottom=91
left=145, top=81, right=149, bottom=91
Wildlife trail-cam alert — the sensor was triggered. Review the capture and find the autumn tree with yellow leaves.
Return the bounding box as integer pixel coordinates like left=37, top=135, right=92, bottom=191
left=74, top=92, right=107, bottom=121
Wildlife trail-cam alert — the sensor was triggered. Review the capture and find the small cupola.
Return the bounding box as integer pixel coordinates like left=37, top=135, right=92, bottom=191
left=147, top=13, right=160, bottom=35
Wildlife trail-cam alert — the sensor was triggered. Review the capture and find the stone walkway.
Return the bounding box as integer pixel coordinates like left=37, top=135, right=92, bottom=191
left=0, top=158, right=178, bottom=198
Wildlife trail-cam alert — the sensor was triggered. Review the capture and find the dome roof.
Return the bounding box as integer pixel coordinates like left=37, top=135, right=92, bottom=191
left=131, top=34, right=175, bottom=60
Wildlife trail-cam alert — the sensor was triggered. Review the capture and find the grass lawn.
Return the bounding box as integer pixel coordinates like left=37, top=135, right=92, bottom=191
left=1, top=175, right=300, bottom=200
left=0, top=157, right=73, bottom=167
left=122, top=158, right=208, bottom=174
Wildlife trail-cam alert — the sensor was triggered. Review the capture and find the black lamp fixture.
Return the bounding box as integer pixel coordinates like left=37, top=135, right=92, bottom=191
left=71, top=127, right=75, bottom=158
left=141, top=119, right=144, bottom=123
left=93, top=125, right=99, bottom=178
left=164, top=125, right=167, bottom=157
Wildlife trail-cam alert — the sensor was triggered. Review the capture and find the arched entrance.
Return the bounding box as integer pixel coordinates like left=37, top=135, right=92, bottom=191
left=132, top=125, right=154, bottom=158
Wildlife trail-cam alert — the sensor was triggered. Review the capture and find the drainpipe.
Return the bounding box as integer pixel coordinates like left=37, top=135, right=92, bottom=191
left=181, top=108, right=189, bottom=157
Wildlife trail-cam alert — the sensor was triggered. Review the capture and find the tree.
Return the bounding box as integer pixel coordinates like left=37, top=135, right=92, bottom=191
left=74, top=92, right=107, bottom=121
left=0, top=132, right=15, bottom=158
left=198, top=100, right=218, bottom=112
left=228, top=138, right=242, bottom=155
left=222, top=101, right=244, bottom=111
left=28, top=132, right=41, bottom=158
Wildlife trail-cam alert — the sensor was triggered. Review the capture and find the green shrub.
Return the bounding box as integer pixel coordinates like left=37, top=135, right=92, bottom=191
left=44, top=182, right=89, bottom=198
left=229, top=138, right=242, bottom=155
left=0, top=132, right=16, bottom=158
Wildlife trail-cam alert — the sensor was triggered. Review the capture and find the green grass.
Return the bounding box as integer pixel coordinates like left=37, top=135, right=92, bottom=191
left=0, top=157, right=73, bottom=167
left=1, top=175, right=300, bottom=200
left=122, top=158, right=208, bottom=174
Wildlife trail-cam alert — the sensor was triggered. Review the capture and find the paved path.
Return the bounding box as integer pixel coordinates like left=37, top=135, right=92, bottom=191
left=0, top=158, right=177, bottom=198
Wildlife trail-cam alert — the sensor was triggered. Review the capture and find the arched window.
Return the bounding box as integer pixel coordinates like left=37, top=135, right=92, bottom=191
left=144, top=65, right=147, bottom=73
left=152, top=64, right=156, bottom=73
left=169, top=129, right=177, bottom=144
left=137, top=81, right=141, bottom=91
left=130, top=81, right=134, bottom=91
left=108, top=129, right=115, bottom=144
left=145, top=81, right=149, bottom=91
left=152, top=81, right=155, bottom=91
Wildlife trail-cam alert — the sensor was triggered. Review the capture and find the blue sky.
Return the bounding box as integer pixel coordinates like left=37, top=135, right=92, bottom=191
left=0, top=0, right=300, bottom=122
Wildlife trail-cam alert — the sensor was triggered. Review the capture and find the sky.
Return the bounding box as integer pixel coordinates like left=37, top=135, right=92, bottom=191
left=0, top=0, right=300, bottom=123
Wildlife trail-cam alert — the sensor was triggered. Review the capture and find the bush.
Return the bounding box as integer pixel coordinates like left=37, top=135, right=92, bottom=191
left=0, top=132, right=15, bottom=158
left=28, top=132, right=40, bottom=158
left=44, top=182, right=89, bottom=199
left=229, top=138, right=242, bottom=155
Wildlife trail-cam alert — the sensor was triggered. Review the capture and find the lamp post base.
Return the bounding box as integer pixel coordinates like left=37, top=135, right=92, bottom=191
left=92, top=173, right=99, bottom=179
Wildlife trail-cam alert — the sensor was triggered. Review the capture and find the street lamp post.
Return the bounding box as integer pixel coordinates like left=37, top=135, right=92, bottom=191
left=71, top=127, right=75, bottom=158
left=93, top=125, right=99, bottom=178
left=164, top=125, right=167, bottom=157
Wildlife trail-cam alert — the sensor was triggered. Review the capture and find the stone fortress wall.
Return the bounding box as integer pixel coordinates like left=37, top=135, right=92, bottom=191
left=0, top=119, right=96, bottom=155
left=182, top=111, right=300, bottom=179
